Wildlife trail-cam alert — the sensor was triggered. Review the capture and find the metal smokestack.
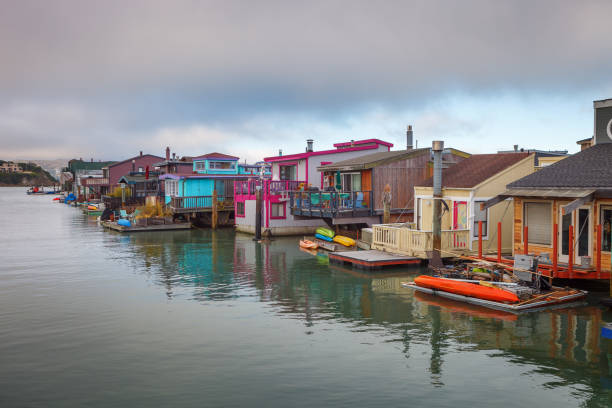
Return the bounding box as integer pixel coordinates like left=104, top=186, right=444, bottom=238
left=166, top=146, right=170, bottom=161
left=431, top=140, right=444, bottom=263
left=306, top=139, right=314, bottom=152
left=432, top=140, right=444, bottom=196
left=406, top=125, right=413, bottom=150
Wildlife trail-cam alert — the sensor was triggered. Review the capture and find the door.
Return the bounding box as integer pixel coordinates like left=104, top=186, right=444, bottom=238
left=453, top=201, right=467, bottom=230
left=559, top=205, right=591, bottom=264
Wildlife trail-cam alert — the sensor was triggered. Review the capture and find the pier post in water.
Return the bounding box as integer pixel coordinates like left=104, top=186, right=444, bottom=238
left=212, top=189, right=218, bottom=229
left=431, top=141, right=444, bottom=262
left=478, top=221, right=483, bottom=259
left=254, top=186, right=262, bottom=241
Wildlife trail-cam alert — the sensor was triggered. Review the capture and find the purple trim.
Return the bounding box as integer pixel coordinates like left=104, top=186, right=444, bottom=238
left=160, top=173, right=250, bottom=180
left=333, top=138, right=394, bottom=148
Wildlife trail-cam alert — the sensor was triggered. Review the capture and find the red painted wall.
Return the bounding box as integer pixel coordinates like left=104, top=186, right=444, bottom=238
left=108, top=155, right=163, bottom=187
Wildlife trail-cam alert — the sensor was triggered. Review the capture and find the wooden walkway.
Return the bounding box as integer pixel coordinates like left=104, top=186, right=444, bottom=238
left=101, top=221, right=192, bottom=233
left=329, top=249, right=421, bottom=270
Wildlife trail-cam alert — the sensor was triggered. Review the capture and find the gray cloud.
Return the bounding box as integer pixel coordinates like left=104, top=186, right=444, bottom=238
left=1, top=0, right=611, bottom=159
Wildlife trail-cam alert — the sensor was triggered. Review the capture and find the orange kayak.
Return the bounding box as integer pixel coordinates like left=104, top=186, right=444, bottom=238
left=414, top=275, right=519, bottom=304
left=299, top=240, right=318, bottom=250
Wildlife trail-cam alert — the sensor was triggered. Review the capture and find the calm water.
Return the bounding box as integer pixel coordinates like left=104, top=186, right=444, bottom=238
left=1, top=187, right=612, bottom=407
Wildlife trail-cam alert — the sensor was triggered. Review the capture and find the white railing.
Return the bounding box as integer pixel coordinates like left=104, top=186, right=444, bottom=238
left=372, top=224, right=469, bottom=258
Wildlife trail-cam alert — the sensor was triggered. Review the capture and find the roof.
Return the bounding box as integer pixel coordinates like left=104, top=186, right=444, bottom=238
left=264, top=138, right=393, bottom=162
left=508, top=143, right=612, bottom=189
left=576, top=137, right=593, bottom=145
left=69, top=159, right=116, bottom=172
left=317, top=148, right=430, bottom=171
left=420, top=152, right=532, bottom=189
left=118, top=174, right=159, bottom=184
left=108, top=154, right=163, bottom=168
left=192, top=153, right=239, bottom=161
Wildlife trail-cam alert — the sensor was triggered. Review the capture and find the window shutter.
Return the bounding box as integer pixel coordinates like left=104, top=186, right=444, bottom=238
left=525, top=202, right=552, bottom=245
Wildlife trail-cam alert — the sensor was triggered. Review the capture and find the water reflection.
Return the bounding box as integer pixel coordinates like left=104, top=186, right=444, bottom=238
left=125, top=228, right=612, bottom=405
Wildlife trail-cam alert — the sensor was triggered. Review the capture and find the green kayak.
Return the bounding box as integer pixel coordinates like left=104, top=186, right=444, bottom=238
left=316, top=227, right=335, bottom=238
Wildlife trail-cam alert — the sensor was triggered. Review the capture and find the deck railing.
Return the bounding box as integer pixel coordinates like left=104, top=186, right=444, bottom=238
left=234, top=180, right=307, bottom=197
left=372, top=224, right=470, bottom=258
left=169, top=195, right=233, bottom=212
left=288, top=190, right=375, bottom=218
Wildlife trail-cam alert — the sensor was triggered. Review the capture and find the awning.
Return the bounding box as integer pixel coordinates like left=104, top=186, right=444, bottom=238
left=481, top=188, right=596, bottom=211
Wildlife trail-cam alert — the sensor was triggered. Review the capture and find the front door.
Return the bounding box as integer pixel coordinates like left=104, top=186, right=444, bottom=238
left=559, top=205, right=591, bottom=264
left=453, top=201, right=467, bottom=230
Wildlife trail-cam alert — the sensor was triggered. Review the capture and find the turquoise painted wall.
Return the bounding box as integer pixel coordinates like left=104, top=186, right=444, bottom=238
left=193, top=159, right=239, bottom=175
left=183, top=178, right=216, bottom=196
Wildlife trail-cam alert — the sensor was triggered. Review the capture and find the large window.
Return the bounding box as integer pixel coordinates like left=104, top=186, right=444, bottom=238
left=279, top=165, right=296, bottom=180
left=473, top=201, right=488, bottom=237
left=271, top=202, right=286, bottom=218
left=342, top=173, right=361, bottom=191
left=602, top=206, right=612, bottom=252
left=524, top=202, right=552, bottom=245
left=195, top=161, right=206, bottom=171
left=236, top=201, right=245, bottom=217
left=165, top=179, right=178, bottom=196
left=209, top=161, right=235, bottom=170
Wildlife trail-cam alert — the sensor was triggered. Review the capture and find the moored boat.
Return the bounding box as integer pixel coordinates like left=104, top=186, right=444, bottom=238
left=414, top=275, right=519, bottom=303
left=332, top=235, right=355, bottom=247
left=299, top=239, right=318, bottom=250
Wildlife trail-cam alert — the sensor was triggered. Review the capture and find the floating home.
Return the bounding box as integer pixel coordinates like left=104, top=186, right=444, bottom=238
left=372, top=152, right=538, bottom=259
left=481, top=98, right=612, bottom=281
left=234, top=138, right=394, bottom=236
left=304, top=138, right=469, bottom=226
left=160, top=153, right=254, bottom=226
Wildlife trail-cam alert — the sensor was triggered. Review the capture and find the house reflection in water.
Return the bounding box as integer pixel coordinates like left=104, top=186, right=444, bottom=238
left=126, top=229, right=612, bottom=401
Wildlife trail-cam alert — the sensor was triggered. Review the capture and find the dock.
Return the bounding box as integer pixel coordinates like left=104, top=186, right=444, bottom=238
left=101, top=220, right=192, bottom=232
left=329, top=249, right=421, bottom=270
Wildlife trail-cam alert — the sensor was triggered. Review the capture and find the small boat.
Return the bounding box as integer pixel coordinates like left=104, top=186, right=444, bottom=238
left=315, top=233, right=333, bottom=242
left=414, top=275, right=519, bottom=303
left=52, top=197, right=61, bottom=201
left=299, top=239, right=318, bottom=250
left=316, top=227, right=335, bottom=238
left=333, top=235, right=355, bottom=247
left=87, top=205, right=98, bottom=210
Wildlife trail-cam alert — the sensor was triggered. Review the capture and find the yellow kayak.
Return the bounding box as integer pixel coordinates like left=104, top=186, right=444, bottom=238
left=333, top=235, right=355, bottom=246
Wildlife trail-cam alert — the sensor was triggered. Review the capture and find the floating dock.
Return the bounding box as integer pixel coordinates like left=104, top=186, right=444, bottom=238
left=329, top=249, right=421, bottom=270
left=101, top=220, right=191, bottom=232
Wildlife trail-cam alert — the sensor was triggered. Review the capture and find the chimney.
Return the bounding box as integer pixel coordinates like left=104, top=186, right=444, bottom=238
left=406, top=125, right=414, bottom=150
left=90, top=158, right=93, bottom=162
left=351, top=139, right=355, bottom=147
left=513, top=144, right=519, bottom=152
left=140, top=151, right=143, bottom=157
left=306, top=139, right=314, bottom=152
left=279, top=149, right=282, bottom=156
left=131, top=159, right=135, bottom=172
left=172, top=153, right=176, bottom=160
left=166, top=146, right=170, bottom=161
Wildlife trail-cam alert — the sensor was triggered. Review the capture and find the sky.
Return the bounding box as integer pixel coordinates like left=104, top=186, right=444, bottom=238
left=1, top=0, right=612, bottom=162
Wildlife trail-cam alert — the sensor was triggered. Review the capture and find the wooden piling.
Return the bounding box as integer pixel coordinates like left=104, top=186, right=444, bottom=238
left=211, top=189, right=218, bottom=229
left=523, top=226, right=528, bottom=255
left=597, top=224, right=602, bottom=279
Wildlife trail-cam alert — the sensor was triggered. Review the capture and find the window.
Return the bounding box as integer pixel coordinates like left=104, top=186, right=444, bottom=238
left=602, top=206, right=612, bottom=252
left=271, top=202, right=285, bottom=218
left=195, top=161, right=206, bottom=171
left=524, top=202, right=552, bottom=245
left=341, top=173, right=361, bottom=191
left=209, top=161, right=235, bottom=170
left=279, top=165, right=296, bottom=180
left=138, top=167, right=144, bottom=172
left=473, top=201, right=488, bottom=237
left=236, top=201, right=245, bottom=217
left=165, top=180, right=178, bottom=196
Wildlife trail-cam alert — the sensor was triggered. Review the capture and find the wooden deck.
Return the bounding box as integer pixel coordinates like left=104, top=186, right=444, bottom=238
left=101, top=220, right=192, bottom=233
left=329, top=249, right=422, bottom=270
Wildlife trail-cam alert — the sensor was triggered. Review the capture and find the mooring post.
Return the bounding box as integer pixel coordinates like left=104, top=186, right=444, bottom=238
left=552, top=223, right=558, bottom=281
left=431, top=141, right=444, bottom=263
left=254, top=185, right=262, bottom=241
left=212, top=189, right=218, bottom=229
left=569, top=224, right=574, bottom=279
left=597, top=224, right=602, bottom=279
left=523, top=226, right=528, bottom=255
left=478, top=221, right=483, bottom=259
left=497, top=222, right=502, bottom=263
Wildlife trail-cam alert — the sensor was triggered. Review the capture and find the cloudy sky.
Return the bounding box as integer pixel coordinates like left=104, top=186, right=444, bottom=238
left=1, top=0, right=612, bottom=162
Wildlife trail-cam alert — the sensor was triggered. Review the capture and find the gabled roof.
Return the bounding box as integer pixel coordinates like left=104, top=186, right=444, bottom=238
left=69, top=159, right=116, bottom=172
left=192, top=153, right=239, bottom=161
left=264, top=138, right=393, bottom=162
left=508, top=143, right=612, bottom=189
left=108, top=154, right=163, bottom=168
left=118, top=173, right=159, bottom=184
left=317, top=148, right=430, bottom=171
left=420, top=152, right=532, bottom=189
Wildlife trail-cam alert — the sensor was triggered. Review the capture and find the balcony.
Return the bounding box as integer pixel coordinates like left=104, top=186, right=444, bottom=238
left=371, top=223, right=470, bottom=259
left=289, top=190, right=375, bottom=218
left=169, top=195, right=233, bottom=213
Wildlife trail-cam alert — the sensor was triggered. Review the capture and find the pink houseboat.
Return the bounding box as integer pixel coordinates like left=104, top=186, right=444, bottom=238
left=234, top=139, right=393, bottom=236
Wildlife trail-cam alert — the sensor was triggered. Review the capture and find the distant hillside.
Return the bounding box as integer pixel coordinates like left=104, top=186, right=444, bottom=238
left=0, top=160, right=58, bottom=186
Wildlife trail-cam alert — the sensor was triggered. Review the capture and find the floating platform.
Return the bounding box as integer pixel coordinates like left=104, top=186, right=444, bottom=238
left=329, top=250, right=421, bottom=270
left=313, top=238, right=341, bottom=252
left=101, top=220, right=191, bottom=232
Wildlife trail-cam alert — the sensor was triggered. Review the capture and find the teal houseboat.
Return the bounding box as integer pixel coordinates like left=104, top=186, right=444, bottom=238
left=160, top=153, right=258, bottom=216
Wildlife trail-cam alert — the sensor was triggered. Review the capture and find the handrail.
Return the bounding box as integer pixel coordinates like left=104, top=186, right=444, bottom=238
left=288, top=190, right=374, bottom=217
left=170, top=195, right=232, bottom=209
left=371, top=224, right=470, bottom=258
